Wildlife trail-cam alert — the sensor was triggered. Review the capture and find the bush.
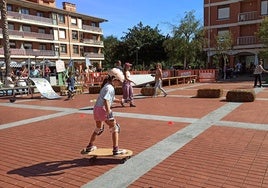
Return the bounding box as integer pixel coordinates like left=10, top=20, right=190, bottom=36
left=196, top=88, right=223, bottom=98
left=226, top=89, right=255, bottom=102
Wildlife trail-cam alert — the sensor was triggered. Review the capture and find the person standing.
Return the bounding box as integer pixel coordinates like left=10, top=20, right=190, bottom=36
left=81, top=74, right=126, bottom=155
left=66, top=72, right=76, bottom=99
left=253, top=59, right=268, bottom=87
left=153, top=63, right=167, bottom=97
left=121, top=62, right=136, bottom=107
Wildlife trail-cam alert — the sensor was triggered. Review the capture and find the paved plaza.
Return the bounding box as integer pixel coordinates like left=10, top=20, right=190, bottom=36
left=0, top=80, right=268, bottom=188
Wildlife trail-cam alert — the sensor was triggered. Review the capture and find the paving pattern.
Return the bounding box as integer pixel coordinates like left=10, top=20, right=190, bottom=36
left=0, top=81, right=267, bottom=188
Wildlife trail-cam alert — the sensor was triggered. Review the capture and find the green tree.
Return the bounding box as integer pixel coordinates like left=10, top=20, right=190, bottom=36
left=214, top=31, right=233, bottom=80
left=103, top=35, right=120, bottom=69
left=257, top=17, right=268, bottom=59
left=121, top=22, right=167, bottom=70
left=164, top=11, right=205, bottom=69
left=0, top=0, right=11, bottom=77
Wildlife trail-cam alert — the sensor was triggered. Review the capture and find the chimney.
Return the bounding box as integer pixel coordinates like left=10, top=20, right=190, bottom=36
left=62, top=2, right=76, bottom=12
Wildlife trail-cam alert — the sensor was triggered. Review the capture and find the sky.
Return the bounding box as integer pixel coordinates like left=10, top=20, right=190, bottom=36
left=56, top=0, right=204, bottom=38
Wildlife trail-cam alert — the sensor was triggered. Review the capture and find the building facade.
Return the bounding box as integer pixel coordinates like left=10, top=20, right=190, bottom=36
left=204, top=0, right=268, bottom=73
left=0, top=0, right=106, bottom=69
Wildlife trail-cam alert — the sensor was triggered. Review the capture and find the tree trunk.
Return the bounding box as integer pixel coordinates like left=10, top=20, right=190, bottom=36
left=0, top=0, right=11, bottom=77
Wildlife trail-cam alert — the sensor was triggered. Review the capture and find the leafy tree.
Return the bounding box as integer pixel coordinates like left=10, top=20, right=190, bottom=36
left=103, top=36, right=120, bottom=69
left=121, top=22, right=167, bottom=70
left=164, top=11, right=205, bottom=69
left=257, top=17, right=268, bottom=59
left=0, top=0, right=11, bottom=76
left=214, top=31, right=233, bottom=80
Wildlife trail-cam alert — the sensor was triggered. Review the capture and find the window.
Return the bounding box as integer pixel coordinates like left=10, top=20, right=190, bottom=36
left=261, top=0, right=268, bottom=15
left=21, top=8, right=29, bottom=15
left=217, top=29, right=229, bottom=42
left=38, top=28, right=45, bottom=34
left=58, top=14, right=65, bottom=23
left=91, top=22, right=97, bottom=27
left=7, top=4, right=12, bottom=11
left=8, top=24, right=14, bottom=30
left=59, top=29, right=66, bottom=39
left=218, top=6, right=230, bottom=20
left=24, top=43, right=32, bottom=49
left=71, top=17, right=77, bottom=25
left=37, top=11, right=44, bottom=17
left=22, top=25, right=31, bottom=32
left=60, top=44, right=67, bottom=53
left=73, top=45, right=79, bottom=54
left=72, top=30, right=78, bottom=40
left=39, top=44, right=46, bottom=50
left=9, top=41, right=16, bottom=49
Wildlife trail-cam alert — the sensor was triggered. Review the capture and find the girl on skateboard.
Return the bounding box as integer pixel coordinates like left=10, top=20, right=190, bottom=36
left=81, top=70, right=126, bottom=155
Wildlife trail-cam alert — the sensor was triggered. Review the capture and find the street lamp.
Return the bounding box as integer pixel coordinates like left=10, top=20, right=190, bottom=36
left=135, top=47, right=140, bottom=69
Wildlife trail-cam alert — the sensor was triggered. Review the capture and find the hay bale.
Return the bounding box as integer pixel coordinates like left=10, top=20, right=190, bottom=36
left=88, top=85, right=101, bottom=94
left=196, top=88, right=223, bottom=98
left=140, top=87, right=161, bottom=96
left=226, top=89, right=255, bottom=102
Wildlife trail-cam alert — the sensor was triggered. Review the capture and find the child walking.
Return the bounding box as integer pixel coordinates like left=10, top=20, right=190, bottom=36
left=66, top=72, right=76, bottom=99
left=153, top=63, right=167, bottom=97
left=81, top=74, right=126, bottom=155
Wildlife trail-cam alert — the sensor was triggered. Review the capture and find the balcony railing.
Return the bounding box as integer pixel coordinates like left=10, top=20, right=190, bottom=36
left=238, top=11, right=258, bottom=22
left=237, top=36, right=258, bottom=45
left=82, top=39, right=104, bottom=45
left=7, top=11, right=53, bottom=25
left=0, top=29, right=54, bottom=40
left=82, top=25, right=102, bottom=33
left=84, top=52, right=104, bottom=59
left=0, top=48, right=56, bottom=56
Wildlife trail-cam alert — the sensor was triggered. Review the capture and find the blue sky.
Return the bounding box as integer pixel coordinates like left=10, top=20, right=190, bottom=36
left=56, top=0, right=203, bottom=38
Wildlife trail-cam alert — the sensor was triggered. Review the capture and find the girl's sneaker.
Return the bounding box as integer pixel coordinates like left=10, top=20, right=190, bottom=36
left=81, top=145, right=97, bottom=154
left=113, top=148, right=127, bottom=155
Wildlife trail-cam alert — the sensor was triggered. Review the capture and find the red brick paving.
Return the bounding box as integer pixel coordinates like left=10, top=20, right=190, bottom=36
left=0, top=81, right=268, bottom=187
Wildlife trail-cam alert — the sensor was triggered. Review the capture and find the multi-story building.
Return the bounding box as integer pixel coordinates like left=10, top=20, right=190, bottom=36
left=204, top=0, right=267, bottom=73
left=0, top=0, right=106, bottom=70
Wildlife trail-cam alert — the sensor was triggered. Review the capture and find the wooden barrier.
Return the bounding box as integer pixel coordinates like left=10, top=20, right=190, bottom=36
left=162, top=75, right=197, bottom=86
left=198, top=69, right=216, bottom=83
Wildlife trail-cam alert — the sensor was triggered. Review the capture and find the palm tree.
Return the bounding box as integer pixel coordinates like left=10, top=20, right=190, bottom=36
left=0, top=0, right=11, bottom=77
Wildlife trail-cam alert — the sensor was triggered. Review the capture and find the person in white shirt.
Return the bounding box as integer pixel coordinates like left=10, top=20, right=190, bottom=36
left=253, top=59, right=268, bottom=87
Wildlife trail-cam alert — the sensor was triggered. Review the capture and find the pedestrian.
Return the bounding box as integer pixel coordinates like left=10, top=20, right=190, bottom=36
left=153, top=63, right=167, bottom=97
left=253, top=59, right=268, bottom=88
left=115, top=60, right=123, bottom=72
left=81, top=73, right=126, bottom=155
left=121, top=62, right=136, bottom=107
left=66, top=72, right=76, bottom=99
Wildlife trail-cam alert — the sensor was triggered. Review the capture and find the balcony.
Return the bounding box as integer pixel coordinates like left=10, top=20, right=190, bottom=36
left=7, top=11, right=53, bottom=25
left=237, top=36, right=258, bottom=45
left=84, top=52, right=104, bottom=59
left=82, top=25, right=102, bottom=33
left=82, top=39, right=103, bottom=45
left=0, top=29, right=54, bottom=40
left=0, top=48, right=56, bottom=56
left=238, top=11, right=258, bottom=22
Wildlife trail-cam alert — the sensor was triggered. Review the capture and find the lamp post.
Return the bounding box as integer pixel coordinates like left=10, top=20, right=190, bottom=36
left=135, top=47, right=140, bottom=69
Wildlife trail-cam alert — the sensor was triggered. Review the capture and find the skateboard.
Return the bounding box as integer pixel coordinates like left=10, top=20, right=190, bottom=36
left=81, top=148, right=133, bottom=163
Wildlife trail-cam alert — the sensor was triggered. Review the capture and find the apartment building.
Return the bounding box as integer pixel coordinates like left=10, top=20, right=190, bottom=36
left=204, top=0, right=267, bottom=73
left=0, top=0, right=107, bottom=69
